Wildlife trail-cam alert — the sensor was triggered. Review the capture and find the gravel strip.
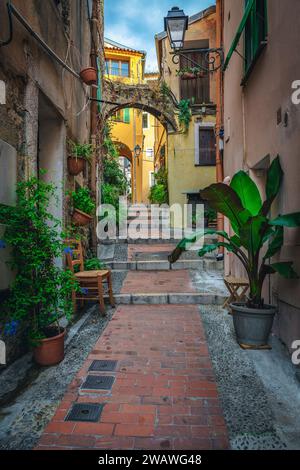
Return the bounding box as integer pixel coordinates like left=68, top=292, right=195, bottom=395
left=199, top=305, right=287, bottom=450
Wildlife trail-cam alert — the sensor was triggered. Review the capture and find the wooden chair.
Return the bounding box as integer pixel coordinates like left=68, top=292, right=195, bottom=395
left=64, top=239, right=115, bottom=315
left=223, top=275, right=249, bottom=311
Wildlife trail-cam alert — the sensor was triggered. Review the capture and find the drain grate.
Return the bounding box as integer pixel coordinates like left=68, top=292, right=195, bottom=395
left=89, top=360, right=117, bottom=372
left=81, top=375, right=115, bottom=390
left=65, top=403, right=104, bottom=422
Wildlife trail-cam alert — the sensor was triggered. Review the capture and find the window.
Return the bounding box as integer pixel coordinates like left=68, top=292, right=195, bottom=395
left=142, top=112, right=149, bottom=129
left=105, top=59, right=130, bottom=77
left=123, top=108, right=130, bottom=123
left=180, top=40, right=210, bottom=104
left=244, top=0, right=267, bottom=76
left=195, top=127, right=216, bottom=166
left=112, top=108, right=130, bottom=124
left=146, top=148, right=154, bottom=159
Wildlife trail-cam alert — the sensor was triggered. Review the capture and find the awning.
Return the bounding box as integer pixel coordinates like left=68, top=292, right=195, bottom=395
left=223, top=0, right=255, bottom=71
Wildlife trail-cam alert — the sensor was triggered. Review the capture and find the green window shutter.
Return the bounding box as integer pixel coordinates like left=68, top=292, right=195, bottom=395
left=123, top=108, right=130, bottom=123
left=244, top=0, right=267, bottom=75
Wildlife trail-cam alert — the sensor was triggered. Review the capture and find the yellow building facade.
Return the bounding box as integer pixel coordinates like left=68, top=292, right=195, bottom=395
left=104, top=40, right=166, bottom=204
left=155, top=7, right=217, bottom=226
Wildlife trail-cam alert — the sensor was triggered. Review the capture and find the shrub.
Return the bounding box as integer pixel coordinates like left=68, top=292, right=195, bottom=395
left=0, top=175, right=77, bottom=344
left=70, top=187, right=95, bottom=215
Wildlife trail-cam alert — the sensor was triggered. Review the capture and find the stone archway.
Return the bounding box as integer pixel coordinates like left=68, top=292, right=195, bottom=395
left=113, top=141, right=133, bottom=198
left=103, top=79, right=178, bottom=132
left=113, top=141, right=133, bottom=163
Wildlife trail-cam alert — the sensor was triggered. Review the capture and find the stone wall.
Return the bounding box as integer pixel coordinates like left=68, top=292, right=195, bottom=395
left=0, top=0, right=93, bottom=365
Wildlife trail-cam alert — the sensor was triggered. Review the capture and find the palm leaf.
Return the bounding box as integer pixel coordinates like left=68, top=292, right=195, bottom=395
left=200, top=183, right=251, bottom=235
left=271, top=261, right=299, bottom=279
left=261, top=156, right=283, bottom=215
left=270, top=212, right=300, bottom=228
left=230, top=171, right=262, bottom=215
left=264, top=226, right=283, bottom=260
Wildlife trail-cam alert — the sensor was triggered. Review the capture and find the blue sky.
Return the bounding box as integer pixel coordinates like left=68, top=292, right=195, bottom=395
left=104, top=0, right=215, bottom=72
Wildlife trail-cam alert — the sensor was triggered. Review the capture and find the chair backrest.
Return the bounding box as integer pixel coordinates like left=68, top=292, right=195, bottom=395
left=64, top=239, right=84, bottom=273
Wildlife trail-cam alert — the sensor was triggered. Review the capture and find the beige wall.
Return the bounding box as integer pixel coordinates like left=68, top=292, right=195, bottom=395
left=223, top=0, right=300, bottom=351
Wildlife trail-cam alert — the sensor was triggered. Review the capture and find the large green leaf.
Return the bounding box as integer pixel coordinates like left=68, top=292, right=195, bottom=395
left=230, top=171, right=262, bottom=215
left=261, top=156, right=283, bottom=215
left=239, top=215, right=268, bottom=254
left=200, top=184, right=251, bottom=235
left=168, top=228, right=231, bottom=263
left=270, top=262, right=299, bottom=279
left=270, top=212, right=300, bottom=228
left=264, top=226, right=283, bottom=260
left=198, top=242, right=235, bottom=257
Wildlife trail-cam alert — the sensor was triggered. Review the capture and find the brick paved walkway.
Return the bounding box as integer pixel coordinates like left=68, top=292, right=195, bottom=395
left=121, top=270, right=196, bottom=294
left=36, top=303, right=229, bottom=450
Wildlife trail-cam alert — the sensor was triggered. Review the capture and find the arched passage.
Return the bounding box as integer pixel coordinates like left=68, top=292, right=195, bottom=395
left=103, top=79, right=178, bottom=133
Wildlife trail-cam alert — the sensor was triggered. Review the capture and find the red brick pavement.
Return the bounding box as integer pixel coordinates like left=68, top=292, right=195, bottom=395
left=36, top=304, right=229, bottom=450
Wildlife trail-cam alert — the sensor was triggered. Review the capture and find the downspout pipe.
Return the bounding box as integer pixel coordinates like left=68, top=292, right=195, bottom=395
left=216, top=0, right=225, bottom=257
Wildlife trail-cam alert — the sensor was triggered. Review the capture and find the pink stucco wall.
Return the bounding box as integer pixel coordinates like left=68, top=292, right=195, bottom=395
left=222, top=0, right=300, bottom=352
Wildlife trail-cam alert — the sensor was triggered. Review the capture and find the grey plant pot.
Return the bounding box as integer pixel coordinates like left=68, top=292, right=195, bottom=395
left=230, top=302, right=277, bottom=347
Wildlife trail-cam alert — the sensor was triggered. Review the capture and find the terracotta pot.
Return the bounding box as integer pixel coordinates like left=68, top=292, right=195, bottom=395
left=80, top=67, right=97, bottom=85
left=181, top=72, right=197, bottom=80
left=67, top=156, right=85, bottom=175
left=72, top=208, right=92, bottom=226
left=33, top=328, right=65, bottom=366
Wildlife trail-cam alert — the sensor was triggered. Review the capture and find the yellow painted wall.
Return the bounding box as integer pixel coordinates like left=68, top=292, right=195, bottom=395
left=156, top=9, right=217, bottom=227
left=105, top=44, right=145, bottom=202
left=168, top=115, right=216, bottom=225
left=105, top=45, right=168, bottom=204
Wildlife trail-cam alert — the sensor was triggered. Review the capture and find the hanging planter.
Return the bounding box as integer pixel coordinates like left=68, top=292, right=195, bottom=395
left=67, top=157, right=85, bottom=176
left=72, top=208, right=93, bottom=226
left=181, top=72, right=197, bottom=80
left=69, top=187, right=95, bottom=226
left=67, top=142, right=93, bottom=176
left=80, top=67, right=97, bottom=85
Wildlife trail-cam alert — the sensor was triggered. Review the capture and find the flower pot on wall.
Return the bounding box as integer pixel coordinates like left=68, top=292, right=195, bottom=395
left=33, top=328, right=65, bottom=366
left=72, top=208, right=92, bottom=226
left=67, top=156, right=85, bottom=176
left=231, top=302, right=277, bottom=348
left=181, top=72, right=197, bottom=80
left=79, top=67, right=97, bottom=85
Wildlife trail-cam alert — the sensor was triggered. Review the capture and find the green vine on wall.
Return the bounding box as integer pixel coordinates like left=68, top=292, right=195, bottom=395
left=178, top=99, right=192, bottom=132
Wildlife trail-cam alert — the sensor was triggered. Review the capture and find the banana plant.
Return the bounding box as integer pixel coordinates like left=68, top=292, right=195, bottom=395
left=169, top=156, right=300, bottom=308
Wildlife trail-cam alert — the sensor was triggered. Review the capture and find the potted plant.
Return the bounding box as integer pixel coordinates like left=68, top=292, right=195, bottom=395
left=169, top=157, right=300, bottom=347
left=79, top=67, right=97, bottom=85
left=70, top=187, right=96, bottom=226
left=0, top=175, right=77, bottom=366
left=68, top=141, right=93, bottom=176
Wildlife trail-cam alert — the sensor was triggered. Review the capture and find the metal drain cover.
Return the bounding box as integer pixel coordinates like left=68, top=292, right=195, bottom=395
left=81, top=375, right=115, bottom=390
left=89, top=360, right=117, bottom=372
left=65, top=403, right=104, bottom=422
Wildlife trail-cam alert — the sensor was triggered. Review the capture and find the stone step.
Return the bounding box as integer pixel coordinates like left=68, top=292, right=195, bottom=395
left=106, top=259, right=224, bottom=271
left=100, top=236, right=217, bottom=245
left=104, top=292, right=226, bottom=305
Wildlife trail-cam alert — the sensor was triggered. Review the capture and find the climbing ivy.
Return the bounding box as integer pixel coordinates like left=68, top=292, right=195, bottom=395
left=178, top=99, right=192, bottom=132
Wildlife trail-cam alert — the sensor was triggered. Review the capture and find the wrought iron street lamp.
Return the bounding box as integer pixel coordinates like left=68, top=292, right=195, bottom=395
left=164, top=6, right=224, bottom=75
left=164, top=6, right=188, bottom=50
left=134, top=145, right=141, bottom=158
